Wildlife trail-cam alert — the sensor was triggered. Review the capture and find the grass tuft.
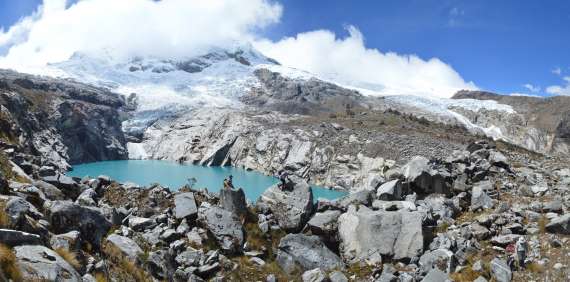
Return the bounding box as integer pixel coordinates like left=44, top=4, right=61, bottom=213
left=0, top=200, right=10, bottom=228
left=0, top=244, right=22, bottom=281
left=54, top=248, right=81, bottom=271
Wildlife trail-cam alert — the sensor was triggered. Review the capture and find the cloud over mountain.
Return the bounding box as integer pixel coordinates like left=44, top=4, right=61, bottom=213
left=255, top=26, right=477, bottom=98
left=0, top=0, right=476, bottom=98
left=0, top=0, right=282, bottom=67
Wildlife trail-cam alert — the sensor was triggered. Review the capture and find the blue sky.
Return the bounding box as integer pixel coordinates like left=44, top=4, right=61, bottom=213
left=1, top=0, right=569, bottom=97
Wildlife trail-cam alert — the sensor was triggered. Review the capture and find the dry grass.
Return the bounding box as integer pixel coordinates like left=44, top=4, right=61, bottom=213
left=0, top=244, right=22, bottom=282
left=94, top=273, right=108, bottom=282
left=526, top=262, right=545, bottom=273
left=102, top=242, right=152, bottom=282
left=0, top=200, right=10, bottom=228
left=538, top=214, right=548, bottom=234
left=450, top=268, right=482, bottom=282
left=54, top=248, right=81, bottom=271
left=345, top=263, right=376, bottom=280
left=228, top=256, right=297, bottom=282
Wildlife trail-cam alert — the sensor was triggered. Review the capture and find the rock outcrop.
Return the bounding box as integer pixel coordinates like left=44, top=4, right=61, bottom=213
left=256, top=176, right=314, bottom=232
left=338, top=206, right=424, bottom=263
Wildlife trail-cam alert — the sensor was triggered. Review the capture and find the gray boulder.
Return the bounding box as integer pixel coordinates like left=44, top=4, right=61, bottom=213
left=307, top=210, right=342, bottom=241
left=50, top=230, right=81, bottom=250
left=329, top=271, right=348, bottom=282
left=14, top=245, right=81, bottom=281
left=33, top=180, right=65, bottom=201
left=75, top=188, right=97, bottom=206
left=419, top=249, right=456, bottom=274
left=0, top=229, right=42, bottom=246
left=376, top=180, right=405, bottom=201
left=302, top=268, right=327, bottom=282
left=5, top=196, right=43, bottom=227
left=402, top=156, right=451, bottom=196
left=471, top=181, right=494, bottom=211
left=174, top=192, right=198, bottom=219
left=104, top=234, right=143, bottom=261
left=276, top=233, right=343, bottom=274
left=338, top=206, right=424, bottom=263
left=45, top=200, right=111, bottom=248
left=147, top=249, right=175, bottom=280
left=219, top=188, right=248, bottom=216
left=197, top=203, right=244, bottom=253
left=490, top=258, right=512, bottom=282
left=257, top=175, right=313, bottom=232
left=422, top=268, right=450, bottom=282
left=546, top=214, right=570, bottom=234
left=335, top=189, right=373, bottom=207
left=128, top=216, right=156, bottom=232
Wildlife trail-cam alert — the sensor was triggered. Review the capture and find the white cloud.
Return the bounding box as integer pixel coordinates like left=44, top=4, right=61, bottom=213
left=0, top=1, right=477, bottom=99
left=254, top=26, right=477, bottom=98
left=522, top=83, right=540, bottom=93
left=0, top=0, right=282, bottom=69
left=552, top=67, right=562, bottom=75
left=546, top=76, right=570, bottom=96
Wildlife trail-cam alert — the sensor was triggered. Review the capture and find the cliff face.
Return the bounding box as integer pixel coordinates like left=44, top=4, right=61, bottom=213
left=452, top=90, right=570, bottom=155
left=0, top=69, right=129, bottom=171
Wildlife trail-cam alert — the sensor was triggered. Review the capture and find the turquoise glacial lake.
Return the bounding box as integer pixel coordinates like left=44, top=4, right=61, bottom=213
left=67, top=160, right=347, bottom=202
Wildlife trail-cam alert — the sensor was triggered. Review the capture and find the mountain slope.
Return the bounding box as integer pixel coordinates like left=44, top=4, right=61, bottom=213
left=453, top=90, right=570, bottom=155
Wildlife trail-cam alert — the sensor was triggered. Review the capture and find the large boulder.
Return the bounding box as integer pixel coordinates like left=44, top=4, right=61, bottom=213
left=174, top=192, right=198, bottom=220
left=75, top=188, right=97, bottom=206
left=335, top=189, right=373, bottom=208
left=14, top=245, right=81, bottom=281
left=104, top=234, right=143, bottom=261
left=307, top=210, right=342, bottom=242
left=402, top=156, right=451, bottom=196
left=197, top=203, right=244, bottom=253
left=470, top=181, right=495, bottom=211
left=44, top=200, right=111, bottom=248
left=419, top=249, right=456, bottom=274
left=490, top=258, right=512, bottom=282
left=50, top=231, right=81, bottom=251
left=219, top=188, right=247, bottom=217
left=338, top=206, right=424, bottom=263
left=5, top=197, right=43, bottom=227
left=276, top=233, right=344, bottom=274
left=0, top=229, right=42, bottom=246
left=33, top=180, right=65, bottom=200
left=546, top=214, right=570, bottom=235
left=376, top=180, right=406, bottom=201
left=256, top=175, right=313, bottom=232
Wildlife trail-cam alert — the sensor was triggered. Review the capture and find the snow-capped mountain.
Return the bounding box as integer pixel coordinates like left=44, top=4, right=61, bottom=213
left=38, top=43, right=548, bottom=155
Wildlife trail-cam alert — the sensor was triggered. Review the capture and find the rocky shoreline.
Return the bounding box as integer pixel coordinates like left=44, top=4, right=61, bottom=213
left=1, top=137, right=570, bottom=281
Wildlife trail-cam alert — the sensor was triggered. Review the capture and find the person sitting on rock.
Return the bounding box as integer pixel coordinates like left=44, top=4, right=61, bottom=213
left=223, top=175, right=234, bottom=190
left=278, top=170, right=290, bottom=190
